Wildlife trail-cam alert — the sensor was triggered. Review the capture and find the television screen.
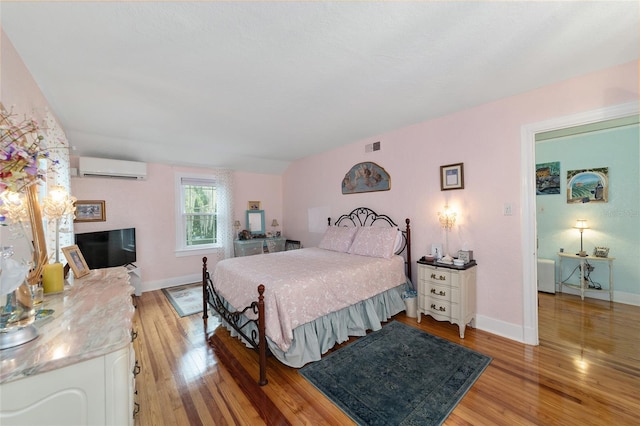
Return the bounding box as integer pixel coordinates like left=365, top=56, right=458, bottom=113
left=75, top=228, right=136, bottom=269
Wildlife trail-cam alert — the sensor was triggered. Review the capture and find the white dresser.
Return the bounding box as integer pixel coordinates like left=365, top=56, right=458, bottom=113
left=416, top=260, right=477, bottom=338
left=0, top=267, right=137, bottom=425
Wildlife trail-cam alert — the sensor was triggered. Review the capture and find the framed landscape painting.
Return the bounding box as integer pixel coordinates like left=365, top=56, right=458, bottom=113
left=566, top=167, right=608, bottom=203
left=536, top=161, right=560, bottom=195
left=74, top=200, right=106, bottom=222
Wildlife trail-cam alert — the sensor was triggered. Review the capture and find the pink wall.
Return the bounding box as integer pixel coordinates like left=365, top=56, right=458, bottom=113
left=71, top=162, right=283, bottom=291
left=1, top=31, right=64, bottom=260
left=283, top=60, right=639, bottom=336
left=233, top=171, right=283, bottom=234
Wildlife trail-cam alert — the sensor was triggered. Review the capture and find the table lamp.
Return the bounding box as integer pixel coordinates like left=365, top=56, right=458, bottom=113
left=574, top=219, right=589, bottom=257
left=42, top=186, right=76, bottom=292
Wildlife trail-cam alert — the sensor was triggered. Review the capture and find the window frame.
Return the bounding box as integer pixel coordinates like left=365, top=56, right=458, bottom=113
left=175, top=172, right=224, bottom=257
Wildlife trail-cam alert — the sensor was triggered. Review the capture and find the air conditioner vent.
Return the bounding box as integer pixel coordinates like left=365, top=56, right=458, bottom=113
left=78, top=157, right=147, bottom=180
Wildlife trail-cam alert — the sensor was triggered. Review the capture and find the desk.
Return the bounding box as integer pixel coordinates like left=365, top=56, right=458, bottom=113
left=234, top=237, right=285, bottom=257
left=558, top=252, right=614, bottom=301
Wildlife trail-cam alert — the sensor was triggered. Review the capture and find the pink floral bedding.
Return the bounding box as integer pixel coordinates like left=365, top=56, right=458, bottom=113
left=212, top=247, right=406, bottom=352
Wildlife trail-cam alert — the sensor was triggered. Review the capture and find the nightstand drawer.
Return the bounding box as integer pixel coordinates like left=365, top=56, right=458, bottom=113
left=426, top=268, right=452, bottom=286
left=427, top=299, right=459, bottom=319
left=427, top=282, right=459, bottom=302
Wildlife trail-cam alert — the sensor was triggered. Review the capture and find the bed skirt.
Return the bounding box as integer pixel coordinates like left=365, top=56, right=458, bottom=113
left=212, top=283, right=406, bottom=368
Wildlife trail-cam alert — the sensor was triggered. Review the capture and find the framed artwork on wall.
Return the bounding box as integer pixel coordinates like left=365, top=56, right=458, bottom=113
left=248, top=201, right=261, bottom=210
left=342, top=161, right=391, bottom=194
left=536, top=161, right=561, bottom=195
left=566, top=167, right=608, bottom=203
left=440, top=163, right=464, bottom=191
left=74, top=200, right=106, bottom=222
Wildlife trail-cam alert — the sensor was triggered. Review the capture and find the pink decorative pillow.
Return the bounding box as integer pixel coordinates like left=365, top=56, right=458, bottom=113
left=318, top=226, right=358, bottom=253
left=348, top=227, right=399, bottom=259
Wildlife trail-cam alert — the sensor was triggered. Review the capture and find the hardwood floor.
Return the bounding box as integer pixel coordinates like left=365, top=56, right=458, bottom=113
left=132, top=290, right=639, bottom=425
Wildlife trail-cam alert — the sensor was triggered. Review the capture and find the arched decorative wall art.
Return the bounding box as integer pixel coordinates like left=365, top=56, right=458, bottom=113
left=342, top=162, right=390, bottom=194
left=567, top=167, right=608, bottom=203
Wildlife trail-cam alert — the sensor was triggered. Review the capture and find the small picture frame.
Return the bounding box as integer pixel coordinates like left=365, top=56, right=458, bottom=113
left=248, top=200, right=261, bottom=210
left=593, top=247, right=609, bottom=258
left=440, top=163, right=464, bottom=191
left=74, top=200, right=106, bottom=222
left=62, top=245, right=91, bottom=278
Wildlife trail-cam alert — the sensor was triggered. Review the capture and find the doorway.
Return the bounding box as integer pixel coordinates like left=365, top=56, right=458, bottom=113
left=520, top=101, right=639, bottom=345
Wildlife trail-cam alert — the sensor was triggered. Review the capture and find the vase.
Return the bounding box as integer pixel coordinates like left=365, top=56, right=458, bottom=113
left=0, top=185, right=46, bottom=349
left=0, top=246, right=38, bottom=349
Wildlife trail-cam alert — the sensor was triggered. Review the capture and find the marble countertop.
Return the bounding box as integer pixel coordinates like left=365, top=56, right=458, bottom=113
left=0, top=267, right=134, bottom=384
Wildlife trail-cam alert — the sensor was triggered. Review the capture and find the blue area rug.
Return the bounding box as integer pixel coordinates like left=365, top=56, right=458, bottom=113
left=299, top=321, right=491, bottom=425
left=162, top=283, right=202, bottom=317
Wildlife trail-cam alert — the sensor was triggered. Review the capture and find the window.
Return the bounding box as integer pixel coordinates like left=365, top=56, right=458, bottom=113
left=175, top=171, right=234, bottom=258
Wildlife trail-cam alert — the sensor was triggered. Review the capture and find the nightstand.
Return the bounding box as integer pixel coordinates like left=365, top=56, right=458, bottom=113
left=416, top=259, right=477, bottom=338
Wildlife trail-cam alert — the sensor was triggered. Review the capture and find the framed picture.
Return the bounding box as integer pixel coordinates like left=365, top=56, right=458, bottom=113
left=62, top=245, right=91, bottom=278
left=341, top=161, right=391, bottom=194
left=74, top=200, right=106, bottom=222
left=440, top=163, right=464, bottom=191
left=566, top=167, right=608, bottom=203
left=248, top=200, right=261, bottom=210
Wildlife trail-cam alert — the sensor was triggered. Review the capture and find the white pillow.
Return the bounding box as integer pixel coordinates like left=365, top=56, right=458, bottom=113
left=393, top=230, right=404, bottom=254
left=318, top=226, right=358, bottom=253
left=348, top=227, right=399, bottom=259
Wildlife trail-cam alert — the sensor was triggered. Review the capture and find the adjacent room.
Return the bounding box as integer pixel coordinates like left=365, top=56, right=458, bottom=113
left=1, top=2, right=638, bottom=425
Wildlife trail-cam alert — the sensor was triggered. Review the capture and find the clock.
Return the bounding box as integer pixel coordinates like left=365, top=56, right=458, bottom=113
left=458, top=250, right=474, bottom=264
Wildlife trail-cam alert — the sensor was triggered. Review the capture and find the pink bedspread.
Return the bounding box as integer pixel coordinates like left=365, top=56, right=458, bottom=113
left=212, top=247, right=406, bottom=352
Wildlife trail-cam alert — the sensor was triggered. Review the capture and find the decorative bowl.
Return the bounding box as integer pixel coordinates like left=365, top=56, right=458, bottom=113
left=453, top=259, right=465, bottom=266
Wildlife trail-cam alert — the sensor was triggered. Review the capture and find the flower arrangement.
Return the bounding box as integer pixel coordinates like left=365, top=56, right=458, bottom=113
left=0, top=106, right=50, bottom=195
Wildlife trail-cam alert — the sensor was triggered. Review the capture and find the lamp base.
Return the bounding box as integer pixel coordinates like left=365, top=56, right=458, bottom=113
left=577, top=251, right=588, bottom=257
left=0, top=324, right=38, bottom=350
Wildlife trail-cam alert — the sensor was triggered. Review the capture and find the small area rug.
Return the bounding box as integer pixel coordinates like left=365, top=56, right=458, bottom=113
left=299, top=321, right=491, bottom=426
left=162, top=283, right=202, bottom=317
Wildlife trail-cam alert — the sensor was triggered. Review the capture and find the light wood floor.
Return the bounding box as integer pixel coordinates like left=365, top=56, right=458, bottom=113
left=132, top=290, right=639, bottom=425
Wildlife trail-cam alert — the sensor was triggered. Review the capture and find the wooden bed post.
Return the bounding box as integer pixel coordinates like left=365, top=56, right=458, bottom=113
left=202, top=257, right=208, bottom=330
left=257, top=284, right=268, bottom=386
left=405, top=219, right=412, bottom=279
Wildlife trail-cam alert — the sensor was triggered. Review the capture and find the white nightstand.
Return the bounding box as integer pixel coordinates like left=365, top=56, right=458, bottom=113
left=416, top=260, right=477, bottom=338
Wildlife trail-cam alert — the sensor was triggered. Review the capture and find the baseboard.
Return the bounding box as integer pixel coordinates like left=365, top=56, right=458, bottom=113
left=139, top=273, right=202, bottom=294
left=474, top=314, right=527, bottom=344
left=558, top=286, right=640, bottom=306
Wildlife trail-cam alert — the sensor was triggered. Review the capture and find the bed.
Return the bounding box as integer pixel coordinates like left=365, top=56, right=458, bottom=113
left=202, top=207, right=412, bottom=385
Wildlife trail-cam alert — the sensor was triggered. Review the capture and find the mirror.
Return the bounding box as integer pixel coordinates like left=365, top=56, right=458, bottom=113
left=246, top=210, right=265, bottom=235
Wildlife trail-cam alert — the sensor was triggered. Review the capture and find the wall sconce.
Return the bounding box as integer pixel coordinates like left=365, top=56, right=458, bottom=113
left=438, top=205, right=457, bottom=230
left=573, top=219, right=589, bottom=257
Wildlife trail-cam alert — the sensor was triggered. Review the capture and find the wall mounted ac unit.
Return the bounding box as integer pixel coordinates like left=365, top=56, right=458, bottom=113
left=78, top=157, right=147, bottom=180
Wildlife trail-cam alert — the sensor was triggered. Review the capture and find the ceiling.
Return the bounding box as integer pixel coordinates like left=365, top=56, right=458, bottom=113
left=2, top=1, right=638, bottom=174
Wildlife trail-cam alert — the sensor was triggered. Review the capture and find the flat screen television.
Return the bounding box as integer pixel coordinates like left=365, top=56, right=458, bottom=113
left=75, top=228, right=136, bottom=269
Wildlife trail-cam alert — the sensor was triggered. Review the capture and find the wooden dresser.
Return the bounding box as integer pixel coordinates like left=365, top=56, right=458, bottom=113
left=0, top=267, right=137, bottom=425
left=416, top=259, right=477, bottom=338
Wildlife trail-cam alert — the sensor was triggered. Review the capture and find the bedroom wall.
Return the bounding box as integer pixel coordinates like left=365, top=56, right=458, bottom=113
left=0, top=30, right=64, bottom=262
left=70, top=163, right=283, bottom=292
left=282, top=60, right=639, bottom=343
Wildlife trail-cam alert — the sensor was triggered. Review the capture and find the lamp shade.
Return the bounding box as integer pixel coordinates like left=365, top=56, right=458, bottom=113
left=574, top=219, right=589, bottom=230
left=271, top=219, right=279, bottom=227
left=234, top=220, right=241, bottom=228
